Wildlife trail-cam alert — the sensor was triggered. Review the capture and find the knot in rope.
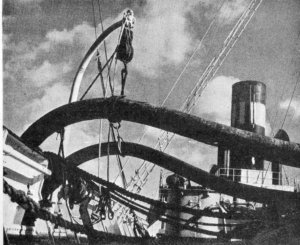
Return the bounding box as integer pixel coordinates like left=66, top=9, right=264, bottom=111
left=92, top=187, right=114, bottom=222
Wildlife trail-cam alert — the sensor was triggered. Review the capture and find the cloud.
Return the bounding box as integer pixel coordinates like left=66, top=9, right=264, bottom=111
left=217, top=0, right=248, bottom=25
left=279, top=98, right=300, bottom=119
left=129, top=0, right=248, bottom=78
left=194, top=75, right=275, bottom=136
left=3, top=15, right=122, bottom=134
left=131, top=0, right=199, bottom=77
left=201, top=0, right=248, bottom=25
left=45, top=22, right=95, bottom=49
left=25, top=60, right=72, bottom=86
left=21, top=82, right=101, bottom=155
left=22, top=83, right=70, bottom=131
left=194, top=75, right=238, bottom=125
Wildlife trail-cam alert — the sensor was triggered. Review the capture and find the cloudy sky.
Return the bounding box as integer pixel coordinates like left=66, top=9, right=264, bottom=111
left=3, top=0, right=300, bottom=195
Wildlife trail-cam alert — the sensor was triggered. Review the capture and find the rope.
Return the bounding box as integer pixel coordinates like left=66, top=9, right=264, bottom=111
left=58, top=129, right=65, bottom=158
left=95, top=0, right=112, bottom=96
left=113, top=0, right=226, bottom=185
left=57, top=129, right=80, bottom=242
left=110, top=192, right=220, bottom=236
left=96, top=0, right=109, bottom=61
left=111, top=190, right=253, bottom=228
left=110, top=124, right=127, bottom=188
left=4, top=179, right=86, bottom=234
left=107, top=126, right=111, bottom=182
left=90, top=0, right=98, bottom=39
left=111, top=191, right=259, bottom=239
left=3, top=179, right=153, bottom=243
left=79, top=50, right=116, bottom=100
left=71, top=165, right=241, bottom=220
left=121, top=63, right=128, bottom=96
left=161, top=0, right=225, bottom=107
left=280, top=79, right=299, bottom=130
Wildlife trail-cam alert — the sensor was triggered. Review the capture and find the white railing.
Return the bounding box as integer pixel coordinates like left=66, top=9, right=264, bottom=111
left=216, top=168, right=299, bottom=191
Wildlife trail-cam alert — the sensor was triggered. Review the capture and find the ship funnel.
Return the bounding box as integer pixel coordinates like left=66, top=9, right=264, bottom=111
left=230, top=80, right=266, bottom=170
left=218, top=80, right=267, bottom=170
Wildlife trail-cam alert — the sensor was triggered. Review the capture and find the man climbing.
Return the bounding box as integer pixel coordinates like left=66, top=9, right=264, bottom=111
left=116, top=9, right=135, bottom=96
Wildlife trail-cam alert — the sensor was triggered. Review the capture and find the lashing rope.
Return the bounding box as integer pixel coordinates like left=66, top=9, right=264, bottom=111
left=79, top=51, right=116, bottom=100
left=3, top=180, right=153, bottom=243
left=71, top=165, right=245, bottom=220
left=121, top=63, right=128, bottom=96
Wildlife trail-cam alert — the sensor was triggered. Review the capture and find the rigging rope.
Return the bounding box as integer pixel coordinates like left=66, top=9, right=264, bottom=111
left=119, top=0, right=264, bottom=196
left=110, top=190, right=258, bottom=237
left=91, top=0, right=98, bottom=39
left=4, top=178, right=241, bottom=238
left=79, top=51, right=116, bottom=100
left=70, top=163, right=246, bottom=220
left=161, top=0, right=225, bottom=107
left=110, top=123, right=127, bottom=187
left=111, top=190, right=254, bottom=228
left=96, top=0, right=109, bottom=61
left=112, top=0, right=225, bottom=185
left=95, top=0, right=112, bottom=95
left=3, top=180, right=153, bottom=243
left=4, top=179, right=86, bottom=234
left=270, top=83, right=287, bottom=136
left=280, top=79, right=299, bottom=130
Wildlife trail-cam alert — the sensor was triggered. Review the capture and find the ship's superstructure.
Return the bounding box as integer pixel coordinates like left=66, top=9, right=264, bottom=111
left=156, top=81, right=298, bottom=239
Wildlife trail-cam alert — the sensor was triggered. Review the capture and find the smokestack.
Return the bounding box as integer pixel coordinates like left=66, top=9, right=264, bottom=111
left=217, top=80, right=267, bottom=170
left=230, top=80, right=266, bottom=170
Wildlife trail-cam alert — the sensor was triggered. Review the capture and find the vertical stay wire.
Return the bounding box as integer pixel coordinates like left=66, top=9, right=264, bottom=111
left=97, top=0, right=109, bottom=61
left=91, top=0, right=104, bottom=183
left=91, top=0, right=98, bottom=38
left=97, top=0, right=113, bottom=95
left=276, top=78, right=299, bottom=189
left=97, top=0, right=127, bottom=188
left=270, top=81, right=288, bottom=136
left=280, top=79, right=299, bottom=130
left=161, top=0, right=225, bottom=107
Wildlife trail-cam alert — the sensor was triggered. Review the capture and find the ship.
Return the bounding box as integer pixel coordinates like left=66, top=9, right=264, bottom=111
left=3, top=0, right=300, bottom=244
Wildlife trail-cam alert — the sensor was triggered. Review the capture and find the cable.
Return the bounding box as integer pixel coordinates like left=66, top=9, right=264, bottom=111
left=111, top=190, right=251, bottom=228
left=269, top=81, right=288, bottom=136
left=79, top=51, right=116, bottom=100
left=107, top=126, right=111, bottom=182
left=96, top=0, right=112, bottom=96
left=73, top=166, right=243, bottom=220
left=280, top=79, right=299, bottom=130
left=91, top=0, right=98, bottom=39
left=96, top=0, right=109, bottom=61
left=113, top=0, right=226, bottom=184
left=110, top=124, right=127, bottom=188
left=160, top=9, right=220, bottom=107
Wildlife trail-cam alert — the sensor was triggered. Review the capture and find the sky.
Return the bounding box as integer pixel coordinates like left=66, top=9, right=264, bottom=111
left=3, top=0, right=300, bottom=198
